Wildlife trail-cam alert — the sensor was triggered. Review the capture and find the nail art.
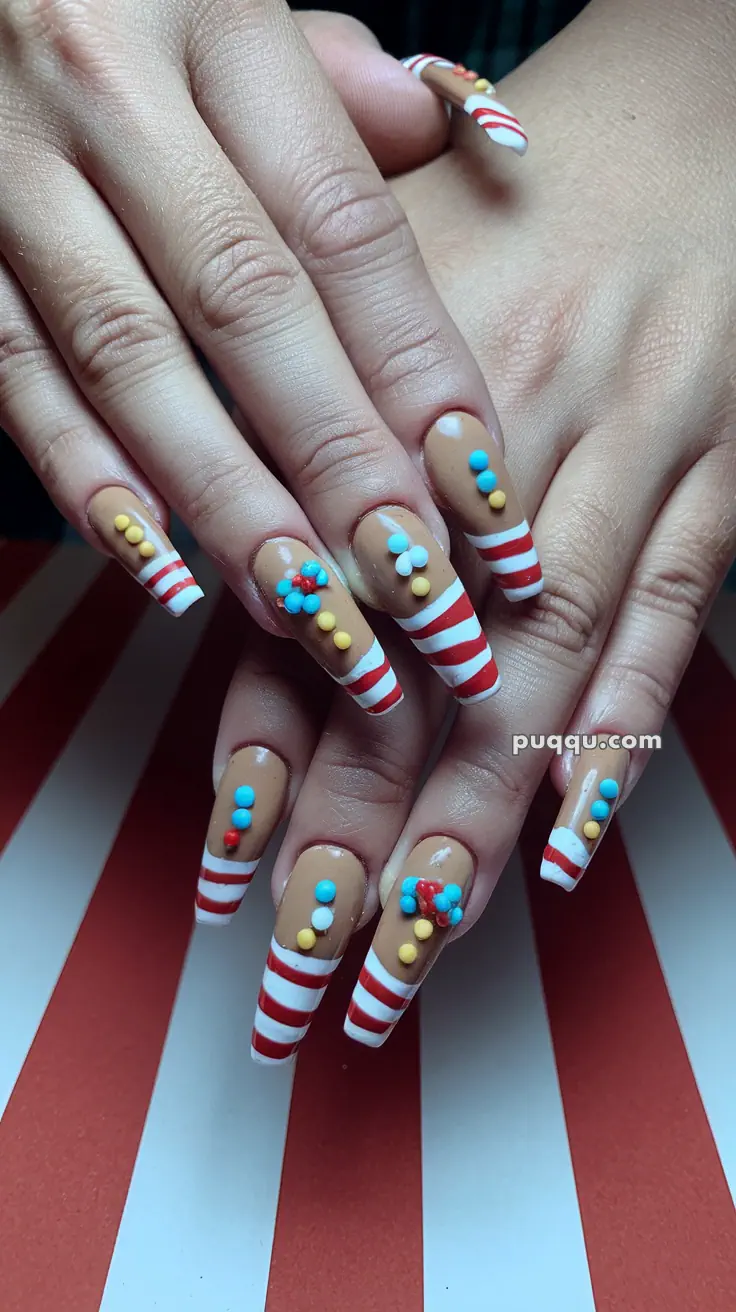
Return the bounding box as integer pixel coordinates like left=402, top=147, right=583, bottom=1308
left=402, top=55, right=528, bottom=155
left=424, top=412, right=543, bottom=602
left=87, top=487, right=204, bottom=616
left=253, top=540, right=403, bottom=716
left=196, top=746, right=288, bottom=925
left=345, top=836, right=473, bottom=1047
left=251, top=846, right=365, bottom=1065
left=352, top=507, right=500, bottom=703
left=540, top=742, right=629, bottom=891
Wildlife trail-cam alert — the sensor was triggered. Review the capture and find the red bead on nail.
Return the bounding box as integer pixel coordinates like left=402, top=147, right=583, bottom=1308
left=223, top=828, right=240, bottom=849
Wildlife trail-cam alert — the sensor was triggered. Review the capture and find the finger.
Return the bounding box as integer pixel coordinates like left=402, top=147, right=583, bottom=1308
left=196, top=620, right=330, bottom=925
left=249, top=626, right=446, bottom=1064
left=0, top=254, right=204, bottom=614
left=542, top=443, right=736, bottom=890
left=0, top=159, right=402, bottom=708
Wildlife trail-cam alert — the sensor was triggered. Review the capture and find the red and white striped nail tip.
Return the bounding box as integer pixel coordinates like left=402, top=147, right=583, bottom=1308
left=195, top=746, right=289, bottom=926
left=540, top=742, right=629, bottom=892
left=87, top=487, right=203, bottom=617
left=402, top=55, right=528, bottom=155
left=252, top=846, right=366, bottom=1065
left=352, top=506, right=500, bottom=703
left=337, top=637, right=403, bottom=716
left=345, top=836, right=474, bottom=1048
left=424, top=412, right=543, bottom=603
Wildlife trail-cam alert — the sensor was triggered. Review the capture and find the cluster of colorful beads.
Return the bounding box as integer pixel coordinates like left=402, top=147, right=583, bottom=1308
left=397, top=875, right=463, bottom=964
left=387, top=532, right=431, bottom=599
left=113, top=514, right=156, bottom=559
left=296, top=878, right=337, bottom=952
left=582, top=777, right=619, bottom=841
left=450, top=63, right=492, bottom=91
left=223, top=784, right=256, bottom=851
left=468, top=450, right=506, bottom=511
left=275, top=560, right=329, bottom=615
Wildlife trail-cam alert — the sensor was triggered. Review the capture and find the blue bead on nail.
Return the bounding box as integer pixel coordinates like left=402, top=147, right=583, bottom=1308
left=468, top=449, right=489, bottom=473
left=400, top=895, right=418, bottom=915
left=233, top=785, right=255, bottom=809
left=316, top=568, right=329, bottom=587
left=476, top=470, right=498, bottom=494
left=275, top=579, right=293, bottom=597
left=449, top=906, right=464, bottom=926
left=591, top=799, right=610, bottom=821
left=387, top=532, right=410, bottom=555
left=231, top=808, right=252, bottom=830
left=408, top=545, right=429, bottom=569
left=599, top=778, right=619, bottom=800
left=434, top=892, right=451, bottom=913
left=401, top=876, right=419, bottom=896
left=301, top=561, right=320, bottom=577
left=315, top=879, right=337, bottom=904
left=444, top=883, right=462, bottom=905
left=284, top=590, right=304, bottom=614
left=303, top=594, right=321, bottom=615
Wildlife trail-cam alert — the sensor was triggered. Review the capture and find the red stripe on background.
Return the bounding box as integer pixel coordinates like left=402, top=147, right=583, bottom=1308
left=406, top=588, right=473, bottom=640
left=477, top=530, right=533, bottom=561
left=346, top=999, right=392, bottom=1035
left=521, top=780, right=736, bottom=1312
left=358, top=964, right=407, bottom=1012
left=266, top=932, right=423, bottom=1312
left=258, top=987, right=310, bottom=1031
left=366, top=684, right=404, bottom=716
left=199, top=864, right=256, bottom=887
left=345, top=655, right=390, bottom=696
left=494, top=563, right=543, bottom=591
left=194, top=892, right=243, bottom=917
left=266, top=948, right=330, bottom=990
left=157, top=576, right=196, bottom=607
left=251, top=1030, right=299, bottom=1063
left=0, top=591, right=243, bottom=1312
left=142, top=557, right=183, bottom=591
left=671, top=632, right=736, bottom=849
left=0, top=563, right=147, bottom=853
left=453, top=657, right=498, bottom=700
left=424, top=632, right=487, bottom=667
left=0, top=540, right=55, bottom=613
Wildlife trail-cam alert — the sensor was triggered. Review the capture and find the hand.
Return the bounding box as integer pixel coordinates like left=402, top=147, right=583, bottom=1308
left=0, top=0, right=535, bottom=709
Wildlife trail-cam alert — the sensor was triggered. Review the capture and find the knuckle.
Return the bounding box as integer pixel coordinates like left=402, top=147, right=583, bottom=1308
left=68, top=293, right=182, bottom=393
left=177, top=451, right=252, bottom=533
left=629, top=551, right=712, bottom=633
left=605, top=651, right=675, bottom=717
left=5, top=0, right=124, bottom=89
left=452, top=744, right=535, bottom=823
left=363, top=321, right=456, bottom=405
left=187, top=234, right=304, bottom=337
left=0, top=319, right=54, bottom=389
left=33, top=421, right=94, bottom=491
left=289, top=160, right=415, bottom=274
left=489, top=277, right=585, bottom=405
left=512, top=568, right=606, bottom=665
left=321, top=739, right=416, bottom=811
left=292, top=423, right=390, bottom=502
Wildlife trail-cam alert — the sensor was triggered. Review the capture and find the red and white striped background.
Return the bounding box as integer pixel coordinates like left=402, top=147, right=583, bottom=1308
left=0, top=540, right=734, bottom=1312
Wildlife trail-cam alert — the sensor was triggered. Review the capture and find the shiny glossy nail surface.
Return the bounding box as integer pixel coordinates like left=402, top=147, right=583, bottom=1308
left=252, top=846, right=365, bottom=1065
left=541, top=743, right=628, bottom=891
left=88, top=487, right=204, bottom=615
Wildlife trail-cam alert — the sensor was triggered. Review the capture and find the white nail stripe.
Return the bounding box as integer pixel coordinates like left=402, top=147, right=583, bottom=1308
left=429, top=646, right=493, bottom=689
left=337, top=637, right=386, bottom=686
left=402, top=55, right=454, bottom=76
left=196, top=878, right=251, bottom=904
left=249, top=1045, right=295, bottom=1067
left=411, top=614, right=481, bottom=655
left=148, top=566, right=191, bottom=597
left=395, top=576, right=464, bottom=632
left=457, top=672, right=502, bottom=703
left=350, top=669, right=398, bottom=709
left=370, top=690, right=405, bottom=716
left=351, top=979, right=403, bottom=1024
left=194, top=906, right=235, bottom=926
left=466, top=520, right=531, bottom=549
left=261, top=966, right=328, bottom=1015
left=547, top=827, right=590, bottom=869
left=165, top=585, right=204, bottom=615
left=502, top=579, right=545, bottom=602
left=465, top=92, right=519, bottom=119
left=490, top=548, right=540, bottom=576
left=343, top=1016, right=389, bottom=1047
left=253, top=1006, right=310, bottom=1047
left=364, top=947, right=417, bottom=1000
left=201, top=847, right=259, bottom=878
left=269, top=936, right=340, bottom=978
left=540, top=861, right=577, bottom=892
left=137, top=550, right=180, bottom=585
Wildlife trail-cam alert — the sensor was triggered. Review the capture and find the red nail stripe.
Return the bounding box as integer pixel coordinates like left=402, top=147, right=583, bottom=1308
left=408, top=589, right=474, bottom=641
left=346, top=656, right=391, bottom=697
left=358, top=965, right=408, bottom=1012
left=495, top=564, right=543, bottom=591
left=454, top=657, right=500, bottom=701
left=198, top=866, right=256, bottom=887
left=142, top=559, right=184, bottom=591
left=366, top=684, right=404, bottom=715
left=347, top=1000, right=393, bottom=1035
left=158, top=576, right=197, bottom=607
left=542, top=844, right=584, bottom=880
left=250, top=1029, right=300, bottom=1062
left=425, top=632, right=489, bottom=667
left=258, top=987, right=311, bottom=1031
left=195, top=892, right=243, bottom=916
left=477, top=531, right=534, bottom=561
left=266, top=949, right=327, bottom=989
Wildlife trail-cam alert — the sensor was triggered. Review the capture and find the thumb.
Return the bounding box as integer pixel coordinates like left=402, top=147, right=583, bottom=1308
left=294, top=11, right=449, bottom=175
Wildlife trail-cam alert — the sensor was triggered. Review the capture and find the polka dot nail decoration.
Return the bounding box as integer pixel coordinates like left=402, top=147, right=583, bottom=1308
left=276, top=562, right=352, bottom=650
left=541, top=748, right=627, bottom=892
left=468, top=449, right=507, bottom=511
left=396, top=874, right=463, bottom=965
left=296, top=876, right=337, bottom=952
left=387, top=532, right=431, bottom=599
left=223, top=783, right=256, bottom=851
left=113, top=512, right=156, bottom=560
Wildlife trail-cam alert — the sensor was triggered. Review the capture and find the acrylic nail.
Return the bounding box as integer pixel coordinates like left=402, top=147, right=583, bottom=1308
left=402, top=55, right=528, bottom=155
left=251, top=845, right=366, bottom=1065
left=540, top=741, right=629, bottom=891
left=424, top=412, right=543, bottom=602
left=196, top=746, right=289, bottom=925
left=253, top=539, right=403, bottom=716
left=344, top=836, right=473, bottom=1047
left=352, top=506, right=500, bottom=703
left=87, top=487, right=203, bottom=616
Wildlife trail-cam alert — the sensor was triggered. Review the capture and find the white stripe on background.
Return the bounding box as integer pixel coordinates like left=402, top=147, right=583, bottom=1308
left=618, top=719, right=736, bottom=1204
left=0, top=559, right=218, bottom=1118
left=705, top=588, right=736, bottom=676
left=100, top=844, right=294, bottom=1312
left=421, top=852, right=596, bottom=1312
left=0, top=545, right=104, bottom=706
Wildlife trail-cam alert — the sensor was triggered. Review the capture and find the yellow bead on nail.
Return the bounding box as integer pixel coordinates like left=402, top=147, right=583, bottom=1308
left=297, top=927, right=317, bottom=951
left=333, top=631, right=352, bottom=650
left=488, top=490, right=506, bottom=510
left=113, top=514, right=131, bottom=532
left=317, top=611, right=336, bottom=632
left=414, top=918, right=433, bottom=941
left=411, top=576, right=431, bottom=598
left=583, top=821, right=601, bottom=840
left=138, top=540, right=156, bottom=558
left=398, top=942, right=418, bottom=965
left=125, top=525, right=144, bottom=544
left=474, top=77, right=491, bottom=91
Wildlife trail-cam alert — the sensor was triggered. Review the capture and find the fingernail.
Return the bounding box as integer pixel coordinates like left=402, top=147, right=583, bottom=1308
left=424, top=413, right=543, bottom=602
left=541, top=741, right=629, bottom=891
left=253, top=539, right=403, bottom=716
left=401, top=56, right=528, bottom=155
left=344, top=836, right=473, bottom=1047
left=352, top=506, right=500, bottom=704
left=196, top=746, right=288, bottom=925
left=87, top=487, right=204, bottom=615
left=251, top=845, right=366, bottom=1065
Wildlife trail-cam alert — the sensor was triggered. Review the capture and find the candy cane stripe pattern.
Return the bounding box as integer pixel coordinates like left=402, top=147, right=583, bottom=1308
left=87, top=486, right=204, bottom=617
left=466, top=522, right=544, bottom=601
left=337, top=638, right=404, bottom=715
left=138, top=550, right=203, bottom=616
left=395, top=576, right=500, bottom=702
left=344, top=949, right=418, bottom=1047
left=195, top=847, right=260, bottom=925
left=251, top=938, right=340, bottom=1064
left=540, top=827, right=589, bottom=892
left=402, top=54, right=528, bottom=155
left=541, top=742, right=629, bottom=892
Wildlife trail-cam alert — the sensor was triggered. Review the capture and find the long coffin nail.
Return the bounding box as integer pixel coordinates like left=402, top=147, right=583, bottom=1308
left=253, top=539, right=403, bottom=716
left=352, top=506, right=500, bottom=703
left=424, top=412, right=543, bottom=602
left=345, top=836, right=473, bottom=1047
left=251, top=846, right=365, bottom=1065
left=402, top=55, right=528, bottom=155
left=541, top=742, right=629, bottom=891
left=88, top=487, right=204, bottom=615
left=196, top=746, right=289, bottom=925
